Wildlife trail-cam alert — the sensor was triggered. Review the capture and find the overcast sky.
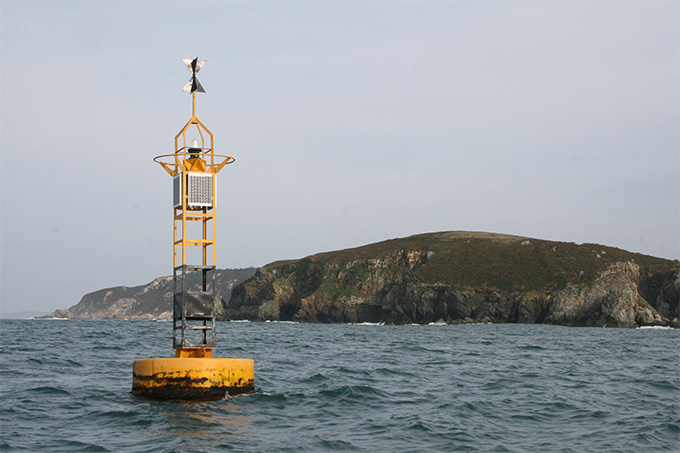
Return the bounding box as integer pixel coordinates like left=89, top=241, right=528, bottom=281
left=1, top=0, right=678, bottom=314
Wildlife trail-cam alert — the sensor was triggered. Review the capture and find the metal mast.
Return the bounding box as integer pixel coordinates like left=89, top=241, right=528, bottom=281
left=154, top=58, right=235, bottom=354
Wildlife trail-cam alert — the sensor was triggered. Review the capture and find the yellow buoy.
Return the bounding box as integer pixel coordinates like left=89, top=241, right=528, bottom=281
left=132, top=58, right=254, bottom=399
left=132, top=349, right=254, bottom=399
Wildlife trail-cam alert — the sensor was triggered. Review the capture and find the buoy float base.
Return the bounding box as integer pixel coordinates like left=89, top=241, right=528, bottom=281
left=132, top=349, right=254, bottom=400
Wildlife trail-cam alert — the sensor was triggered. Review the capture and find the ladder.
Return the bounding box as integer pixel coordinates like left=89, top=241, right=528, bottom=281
left=173, top=264, right=217, bottom=348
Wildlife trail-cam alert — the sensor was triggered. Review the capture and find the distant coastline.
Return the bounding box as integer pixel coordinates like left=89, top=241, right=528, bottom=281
left=39, top=231, right=679, bottom=328
left=0, top=310, right=50, bottom=320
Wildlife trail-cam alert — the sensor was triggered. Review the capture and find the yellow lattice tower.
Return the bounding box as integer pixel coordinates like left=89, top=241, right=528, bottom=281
left=132, top=58, right=254, bottom=399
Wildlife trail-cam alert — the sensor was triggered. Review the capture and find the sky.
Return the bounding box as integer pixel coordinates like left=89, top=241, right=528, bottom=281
left=1, top=0, right=678, bottom=314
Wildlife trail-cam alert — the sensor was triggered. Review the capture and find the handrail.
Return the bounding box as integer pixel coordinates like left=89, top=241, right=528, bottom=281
left=153, top=152, right=235, bottom=176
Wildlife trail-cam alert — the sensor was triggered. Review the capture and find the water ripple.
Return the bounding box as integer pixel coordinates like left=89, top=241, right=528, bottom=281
left=0, top=320, right=677, bottom=451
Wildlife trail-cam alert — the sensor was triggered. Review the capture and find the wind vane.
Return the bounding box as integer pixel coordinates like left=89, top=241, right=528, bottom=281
left=182, top=57, right=206, bottom=93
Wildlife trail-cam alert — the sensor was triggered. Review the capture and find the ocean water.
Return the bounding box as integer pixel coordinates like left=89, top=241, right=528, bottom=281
left=0, top=320, right=678, bottom=452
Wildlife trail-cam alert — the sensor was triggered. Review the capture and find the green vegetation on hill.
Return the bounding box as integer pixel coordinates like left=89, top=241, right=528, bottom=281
left=231, top=231, right=678, bottom=327
left=266, top=231, right=672, bottom=292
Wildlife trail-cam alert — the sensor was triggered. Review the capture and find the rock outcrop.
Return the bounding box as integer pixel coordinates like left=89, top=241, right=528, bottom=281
left=226, top=232, right=679, bottom=328
left=48, top=268, right=256, bottom=320
left=544, top=262, right=673, bottom=327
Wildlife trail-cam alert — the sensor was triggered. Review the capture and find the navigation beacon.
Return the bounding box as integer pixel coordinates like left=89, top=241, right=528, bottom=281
left=132, top=58, right=254, bottom=399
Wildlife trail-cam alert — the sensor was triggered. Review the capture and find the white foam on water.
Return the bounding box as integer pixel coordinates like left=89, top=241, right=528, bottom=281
left=637, top=325, right=674, bottom=330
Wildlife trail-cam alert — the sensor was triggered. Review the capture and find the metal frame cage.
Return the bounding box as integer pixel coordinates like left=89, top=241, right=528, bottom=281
left=172, top=264, right=217, bottom=348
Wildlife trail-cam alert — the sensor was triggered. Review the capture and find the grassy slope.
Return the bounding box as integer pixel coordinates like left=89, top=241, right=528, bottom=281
left=265, top=231, right=673, bottom=292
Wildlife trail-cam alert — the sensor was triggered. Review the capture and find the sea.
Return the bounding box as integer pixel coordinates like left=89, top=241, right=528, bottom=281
left=0, top=320, right=678, bottom=452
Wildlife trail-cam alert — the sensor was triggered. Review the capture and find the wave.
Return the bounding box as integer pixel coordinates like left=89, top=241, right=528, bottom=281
left=3, top=320, right=679, bottom=452
left=28, top=386, right=72, bottom=396
left=31, top=317, right=69, bottom=320
left=637, top=325, right=674, bottom=330
left=318, top=384, right=388, bottom=402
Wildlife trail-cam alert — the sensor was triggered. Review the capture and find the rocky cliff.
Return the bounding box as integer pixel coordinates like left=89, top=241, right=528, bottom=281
left=49, top=268, right=256, bottom=320
left=226, top=232, right=679, bottom=328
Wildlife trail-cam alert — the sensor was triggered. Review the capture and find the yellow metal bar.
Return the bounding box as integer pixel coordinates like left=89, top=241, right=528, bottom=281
left=158, top=162, right=177, bottom=176
left=175, top=213, right=214, bottom=220
left=174, top=239, right=214, bottom=245
left=197, top=126, right=205, bottom=153
left=175, top=120, right=194, bottom=149
left=181, top=173, right=187, bottom=266
left=210, top=135, right=215, bottom=170
left=212, top=157, right=234, bottom=174
left=193, top=117, right=213, bottom=138
left=182, top=239, right=214, bottom=246
left=175, top=238, right=214, bottom=244
left=173, top=207, right=178, bottom=268
left=212, top=172, right=217, bottom=267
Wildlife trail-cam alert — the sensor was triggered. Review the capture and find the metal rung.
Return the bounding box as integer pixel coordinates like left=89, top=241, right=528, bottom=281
left=175, top=212, right=214, bottom=219
left=174, top=239, right=214, bottom=246
left=174, top=265, right=215, bottom=271
left=173, top=324, right=213, bottom=329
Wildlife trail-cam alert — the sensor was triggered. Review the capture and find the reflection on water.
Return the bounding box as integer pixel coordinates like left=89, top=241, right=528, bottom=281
left=155, top=397, right=255, bottom=447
